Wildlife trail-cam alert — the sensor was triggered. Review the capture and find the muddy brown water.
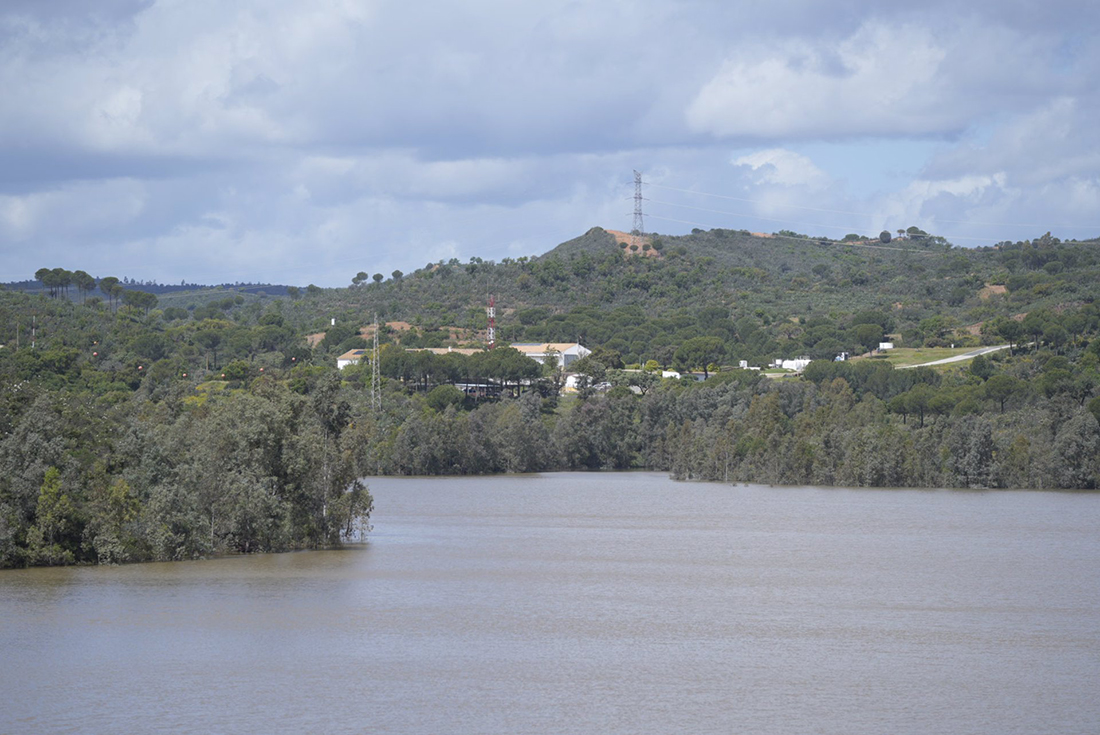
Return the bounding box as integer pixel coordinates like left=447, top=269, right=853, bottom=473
left=3, top=472, right=1098, bottom=734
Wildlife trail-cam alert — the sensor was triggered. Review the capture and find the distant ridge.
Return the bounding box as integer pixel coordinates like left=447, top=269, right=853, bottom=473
left=2, top=280, right=295, bottom=298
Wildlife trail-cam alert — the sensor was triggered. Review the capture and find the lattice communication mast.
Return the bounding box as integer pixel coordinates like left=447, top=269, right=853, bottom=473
left=370, top=313, right=381, bottom=411
left=631, top=170, right=645, bottom=249
left=487, top=295, right=496, bottom=350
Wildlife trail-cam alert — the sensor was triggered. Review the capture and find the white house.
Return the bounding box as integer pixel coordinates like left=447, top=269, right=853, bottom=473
left=779, top=357, right=812, bottom=372
left=510, top=342, right=591, bottom=370
left=878, top=342, right=895, bottom=351
left=336, top=348, right=369, bottom=370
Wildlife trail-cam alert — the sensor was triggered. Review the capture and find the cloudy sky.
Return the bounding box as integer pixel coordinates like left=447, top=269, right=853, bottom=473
left=2, top=0, right=1099, bottom=286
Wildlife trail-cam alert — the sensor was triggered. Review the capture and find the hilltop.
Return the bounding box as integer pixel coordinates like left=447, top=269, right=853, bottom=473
left=537, top=227, right=620, bottom=259
left=542, top=227, right=658, bottom=259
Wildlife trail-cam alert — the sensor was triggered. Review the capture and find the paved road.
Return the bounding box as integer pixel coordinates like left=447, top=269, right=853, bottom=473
left=899, top=344, right=1011, bottom=369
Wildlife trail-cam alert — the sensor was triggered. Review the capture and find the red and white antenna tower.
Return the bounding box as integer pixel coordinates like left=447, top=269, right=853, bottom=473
left=487, top=294, right=496, bottom=350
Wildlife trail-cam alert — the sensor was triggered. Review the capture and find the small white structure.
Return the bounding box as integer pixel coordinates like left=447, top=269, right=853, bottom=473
left=510, top=342, right=591, bottom=370
left=878, top=342, right=895, bottom=351
left=406, top=347, right=483, bottom=356
left=562, top=374, right=611, bottom=394
left=661, top=370, right=681, bottom=379
left=779, top=357, right=812, bottom=372
left=835, top=352, right=849, bottom=362
left=738, top=360, right=748, bottom=369
left=336, top=348, right=369, bottom=370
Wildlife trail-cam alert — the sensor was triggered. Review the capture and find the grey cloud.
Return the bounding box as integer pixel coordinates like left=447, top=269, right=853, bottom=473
left=0, top=147, right=232, bottom=193
left=923, top=98, right=1100, bottom=185
left=3, top=0, right=1099, bottom=285
left=3, top=1, right=709, bottom=162
left=1, top=0, right=152, bottom=19
left=686, top=18, right=1090, bottom=141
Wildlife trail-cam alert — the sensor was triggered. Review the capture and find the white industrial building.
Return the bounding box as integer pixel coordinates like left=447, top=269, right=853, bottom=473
left=510, top=342, right=591, bottom=370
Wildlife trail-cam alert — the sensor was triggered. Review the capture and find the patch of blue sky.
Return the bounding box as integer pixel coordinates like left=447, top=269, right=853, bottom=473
left=779, top=139, right=944, bottom=198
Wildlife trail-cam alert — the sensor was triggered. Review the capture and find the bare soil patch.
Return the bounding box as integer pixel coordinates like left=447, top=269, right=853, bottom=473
left=978, top=284, right=1007, bottom=300
left=606, top=229, right=660, bottom=258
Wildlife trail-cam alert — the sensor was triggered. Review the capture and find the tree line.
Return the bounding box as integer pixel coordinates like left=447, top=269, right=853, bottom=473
left=0, top=373, right=372, bottom=568
left=34, top=267, right=158, bottom=312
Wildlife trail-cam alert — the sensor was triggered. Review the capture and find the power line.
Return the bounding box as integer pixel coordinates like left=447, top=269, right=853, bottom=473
left=650, top=181, right=877, bottom=218
left=649, top=198, right=864, bottom=236
left=645, top=213, right=935, bottom=255
left=648, top=180, right=1100, bottom=232
left=647, top=197, right=991, bottom=243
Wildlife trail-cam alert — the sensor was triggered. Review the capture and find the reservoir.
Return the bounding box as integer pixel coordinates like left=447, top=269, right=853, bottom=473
left=2, top=472, right=1099, bottom=734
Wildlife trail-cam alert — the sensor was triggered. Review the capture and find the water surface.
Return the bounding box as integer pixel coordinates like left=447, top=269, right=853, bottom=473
left=2, top=473, right=1098, bottom=734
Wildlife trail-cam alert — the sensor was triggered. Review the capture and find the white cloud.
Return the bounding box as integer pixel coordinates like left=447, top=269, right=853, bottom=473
left=86, top=86, right=150, bottom=150
left=869, top=173, right=1008, bottom=233
left=907, top=173, right=1007, bottom=202
left=0, top=179, right=147, bottom=241
left=732, top=149, right=829, bottom=188
left=686, top=20, right=1067, bottom=140
left=296, top=153, right=539, bottom=204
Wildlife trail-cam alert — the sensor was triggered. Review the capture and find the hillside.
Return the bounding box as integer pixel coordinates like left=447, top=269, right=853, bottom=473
left=9, top=227, right=1100, bottom=370
left=287, top=227, right=1099, bottom=367
left=3, top=226, right=1100, bottom=569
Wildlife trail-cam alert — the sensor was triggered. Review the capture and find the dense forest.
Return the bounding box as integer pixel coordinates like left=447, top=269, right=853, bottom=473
left=2, top=227, right=1100, bottom=568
